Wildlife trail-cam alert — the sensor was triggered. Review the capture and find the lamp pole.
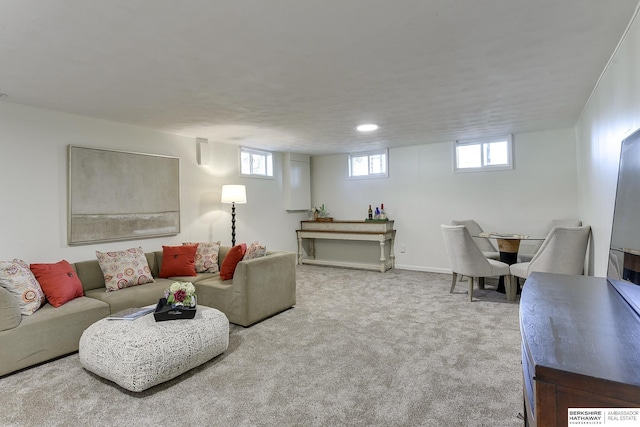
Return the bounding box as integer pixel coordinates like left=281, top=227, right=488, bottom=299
left=221, top=184, right=246, bottom=248
left=231, top=202, right=237, bottom=246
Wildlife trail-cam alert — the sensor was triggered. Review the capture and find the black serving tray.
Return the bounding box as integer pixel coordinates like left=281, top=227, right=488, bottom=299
left=153, top=298, right=196, bottom=322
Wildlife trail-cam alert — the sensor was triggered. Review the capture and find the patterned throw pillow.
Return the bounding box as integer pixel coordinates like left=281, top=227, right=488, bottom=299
left=243, top=241, right=267, bottom=261
left=96, top=247, right=154, bottom=292
left=183, top=241, right=221, bottom=273
left=0, top=259, right=45, bottom=315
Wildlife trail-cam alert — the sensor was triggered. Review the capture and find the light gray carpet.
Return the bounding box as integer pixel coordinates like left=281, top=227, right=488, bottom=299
left=0, top=266, right=523, bottom=427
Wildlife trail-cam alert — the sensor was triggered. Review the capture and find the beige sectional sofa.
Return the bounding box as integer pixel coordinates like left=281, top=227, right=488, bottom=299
left=0, top=246, right=296, bottom=377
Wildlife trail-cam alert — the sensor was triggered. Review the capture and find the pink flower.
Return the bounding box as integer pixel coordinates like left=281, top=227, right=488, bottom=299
left=173, top=289, right=187, bottom=302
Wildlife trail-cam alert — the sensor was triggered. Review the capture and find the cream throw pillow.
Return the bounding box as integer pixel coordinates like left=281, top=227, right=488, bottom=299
left=0, top=259, right=45, bottom=315
left=96, top=247, right=154, bottom=292
left=183, top=241, right=221, bottom=273
left=243, top=241, right=267, bottom=260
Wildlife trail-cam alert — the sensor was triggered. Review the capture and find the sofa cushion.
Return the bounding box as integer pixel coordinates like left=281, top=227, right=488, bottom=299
left=183, top=241, right=221, bottom=273
left=0, top=286, right=22, bottom=331
left=84, top=279, right=172, bottom=314
left=96, top=247, right=155, bottom=292
left=0, top=259, right=45, bottom=315
left=159, top=245, right=198, bottom=278
left=0, top=295, right=110, bottom=377
left=30, top=260, right=84, bottom=308
left=243, top=241, right=267, bottom=261
left=220, top=243, right=247, bottom=280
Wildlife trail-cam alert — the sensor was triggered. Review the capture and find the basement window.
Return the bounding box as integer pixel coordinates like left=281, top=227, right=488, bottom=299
left=348, top=149, right=388, bottom=179
left=454, top=135, right=513, bottom=173
left=241, top=147, right=273, bottom=177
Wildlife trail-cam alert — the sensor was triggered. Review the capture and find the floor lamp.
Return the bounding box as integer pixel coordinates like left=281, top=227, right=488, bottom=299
left=221, top=185, right=247, bottom=246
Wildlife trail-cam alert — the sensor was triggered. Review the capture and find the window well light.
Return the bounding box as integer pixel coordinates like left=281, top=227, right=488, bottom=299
left=356, top=123, right=379, bottom=132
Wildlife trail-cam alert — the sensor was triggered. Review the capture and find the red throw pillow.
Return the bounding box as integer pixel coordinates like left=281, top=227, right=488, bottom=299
left=159, top=244, right=199, bottom=278
left=220, top=243, right=247, bottom=280
left=30, top=260, right=84, bottom=308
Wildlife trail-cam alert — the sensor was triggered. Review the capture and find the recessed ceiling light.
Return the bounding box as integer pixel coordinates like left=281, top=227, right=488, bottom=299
left=356, top=123, right=379, bottom=132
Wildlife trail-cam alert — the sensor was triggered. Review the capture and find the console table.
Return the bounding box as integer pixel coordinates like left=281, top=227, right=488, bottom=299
left=520, top=272, right=640, bottom=426
left=296, top=220, right=396, bottom=272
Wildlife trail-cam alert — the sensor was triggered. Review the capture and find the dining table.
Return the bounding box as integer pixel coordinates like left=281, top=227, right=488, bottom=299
left=477, top=232, right=545, bottom=293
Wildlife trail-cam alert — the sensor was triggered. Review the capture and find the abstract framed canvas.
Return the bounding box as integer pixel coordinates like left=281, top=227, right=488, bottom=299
left=68, top=145, right=180, bottom=245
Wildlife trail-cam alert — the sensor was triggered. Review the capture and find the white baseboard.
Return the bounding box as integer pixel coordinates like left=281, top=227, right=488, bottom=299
left=393, top=264, right=451, bottom=274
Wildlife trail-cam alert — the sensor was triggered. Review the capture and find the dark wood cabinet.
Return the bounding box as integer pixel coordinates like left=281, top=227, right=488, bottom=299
left=520, top=272, right=640, bottom=426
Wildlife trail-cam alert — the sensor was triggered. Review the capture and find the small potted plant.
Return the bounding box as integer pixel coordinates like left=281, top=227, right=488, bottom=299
left=310, top=206, right=321, bottom=220
left=309, top=204, right=330, bottom=221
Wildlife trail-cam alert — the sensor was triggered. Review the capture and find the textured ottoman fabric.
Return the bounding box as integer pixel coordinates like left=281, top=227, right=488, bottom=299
left=79, top=306, right=229, bottom=392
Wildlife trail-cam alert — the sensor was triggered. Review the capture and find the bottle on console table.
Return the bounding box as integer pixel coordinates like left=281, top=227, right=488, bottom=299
left=368, top=205, right=373, bottom=220
left=380, top=203, right=387, bottom=220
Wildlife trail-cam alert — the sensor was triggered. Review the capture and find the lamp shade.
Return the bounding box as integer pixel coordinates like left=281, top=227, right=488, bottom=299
left=221, top=185, right=247, bottom=204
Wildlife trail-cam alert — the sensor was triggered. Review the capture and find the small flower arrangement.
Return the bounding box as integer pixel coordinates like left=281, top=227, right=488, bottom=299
left=309, top=204, right=329, bottom=219
left=164, top=281, right=196, bottom=308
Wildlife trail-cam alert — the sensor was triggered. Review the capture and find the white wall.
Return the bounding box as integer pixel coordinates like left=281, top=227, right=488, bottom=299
left=0, top=102, right=306, bottom=264
left=5, top=70, right=621, bottom=276
left=576, top=6, right=640, bottom=277
left=311, top=128, right=579, bottom=272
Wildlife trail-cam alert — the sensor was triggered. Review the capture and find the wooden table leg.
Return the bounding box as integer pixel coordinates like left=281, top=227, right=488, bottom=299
left=309, top=238, right=315, bottom=259
left=379, top=239, right=386, bottom=273
left=496, top=238, right=521, bottom=293
left=390, top=230, right=396, bottom=269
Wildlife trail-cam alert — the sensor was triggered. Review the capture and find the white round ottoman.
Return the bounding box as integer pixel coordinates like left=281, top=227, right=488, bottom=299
left=79, top=305, right=229, bottom=392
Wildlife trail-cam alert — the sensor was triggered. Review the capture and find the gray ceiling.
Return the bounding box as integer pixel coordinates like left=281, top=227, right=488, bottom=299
left=1, top=1, right=638, bottom=155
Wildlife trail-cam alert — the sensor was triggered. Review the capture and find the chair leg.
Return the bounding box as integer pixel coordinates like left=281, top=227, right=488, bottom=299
left=505, top=275, right=517, bottom=301
left=450, top=272, right=458, bottom=293
left=468, top=276, right=474, bottom=302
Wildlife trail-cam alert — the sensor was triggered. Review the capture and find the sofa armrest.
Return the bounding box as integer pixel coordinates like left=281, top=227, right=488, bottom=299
left=0, top=286, right=22, bottom=331
left=231, top=251, right=297, bottom=326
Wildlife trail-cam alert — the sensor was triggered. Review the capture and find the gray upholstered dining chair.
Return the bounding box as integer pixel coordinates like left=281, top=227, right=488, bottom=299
left=441, top=225, right=513, bottom=301
left=517, top=219, right=582, bottom=262
left=451, top=219, right=500, bottom=260
left=510, top=226, right=591, bottom=281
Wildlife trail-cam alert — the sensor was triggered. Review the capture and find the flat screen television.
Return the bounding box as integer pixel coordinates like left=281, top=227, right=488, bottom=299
left=608, top=127, right=640, bottom=313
